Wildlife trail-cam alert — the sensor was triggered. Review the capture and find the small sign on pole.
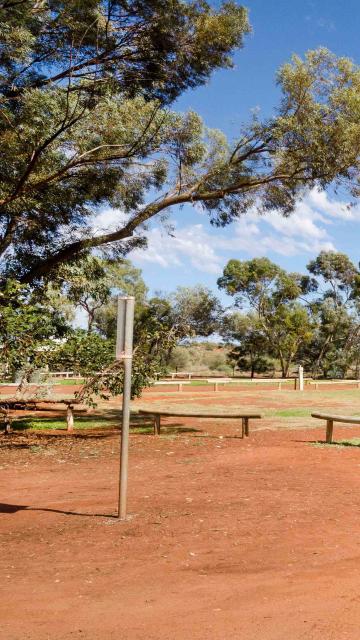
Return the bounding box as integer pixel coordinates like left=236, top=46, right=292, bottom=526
left=116, top=296, right=135, bottom=519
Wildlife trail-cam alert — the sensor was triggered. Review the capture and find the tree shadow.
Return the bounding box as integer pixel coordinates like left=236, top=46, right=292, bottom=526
left=0, top=502, right=117, bottom=518
left=191, top=433, right=245, bottom=440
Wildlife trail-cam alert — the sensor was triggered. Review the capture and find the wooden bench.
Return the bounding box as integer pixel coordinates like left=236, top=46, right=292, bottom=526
left=136, top=409, right=263, bottom=437
left=310, top=380, right=360, bottom=390
left=311, top=412, right=360, bottom=443
left=205, top=379, right=231, bottom=392
left=168, top=371, right=193, bottom=380
left=153, top=381, right=192, bottom=392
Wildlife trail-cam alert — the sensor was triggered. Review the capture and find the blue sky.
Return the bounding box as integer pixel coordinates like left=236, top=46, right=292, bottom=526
left=100, top=0, right=360, bottom=303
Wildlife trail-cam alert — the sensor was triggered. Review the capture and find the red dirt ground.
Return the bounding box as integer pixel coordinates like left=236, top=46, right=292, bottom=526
left=2, top=387, right=360, bottom=639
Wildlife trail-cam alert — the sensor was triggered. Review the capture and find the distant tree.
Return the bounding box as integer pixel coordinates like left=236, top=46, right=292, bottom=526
left=305, top=252, right=360, bottom=377
left=96, top=284, right=222, bottom=342
left=170, top=285, right=222, bottom=337
left=167, top=346, right=191, bottom=372
left=218, top=258, right=313, bottom=376
left=223, top=313, right=272, bottom=378
left=266, top=304, right=314, bottom=378
left=56, top=257, right=147, bottom=332
left=76, top=297, right=181, bottom=402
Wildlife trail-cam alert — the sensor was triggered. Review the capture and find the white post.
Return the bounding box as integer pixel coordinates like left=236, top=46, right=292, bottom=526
left=116, top=296, right=135, bottom=520
left=298, top=365, right=304, bottom=392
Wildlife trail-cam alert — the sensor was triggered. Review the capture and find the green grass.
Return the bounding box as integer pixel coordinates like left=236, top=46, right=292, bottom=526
left=10, top=414, right=155, bottom=433
left=11, top=416, right=114, bottom=431
left=312, top=437, right=360, bottom=448
left=269, top=408, right=311, bottom=418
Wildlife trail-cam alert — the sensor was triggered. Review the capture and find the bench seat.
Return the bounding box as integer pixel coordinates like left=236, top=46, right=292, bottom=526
left=136, top=409, right=263, bottom=437
left=311, top=412, right=360, bottom=443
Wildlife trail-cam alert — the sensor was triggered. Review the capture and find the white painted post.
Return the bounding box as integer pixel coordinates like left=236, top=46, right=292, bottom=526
left=116, top=296, right=135, bottom=520
left=298, top=365, right=304, bottom=392
left=66, top=405, right=74, bottom=432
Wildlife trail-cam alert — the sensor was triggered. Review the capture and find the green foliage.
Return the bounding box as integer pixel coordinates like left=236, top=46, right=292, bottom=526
left=54, top=256, right=147, bottom=332
left=0, top=279, right=69, bottom=380
left=170, top=285, right=222, bottom=337
left=224, top=313, right=273, bottom=377
left=76, top=297, right=180, bottom=404
left=50, top=330, right=114, bottom=377
left=300, top=251, right=360, bottom=377
left=219, top=251, right=360, bottom=379
left=2, top=13, right=360, bottom=286
left=168, top=342, right=231, bottom=375
left=0, top=1, right=250, bottom=282
left=218, top=258, right=312, bottom=376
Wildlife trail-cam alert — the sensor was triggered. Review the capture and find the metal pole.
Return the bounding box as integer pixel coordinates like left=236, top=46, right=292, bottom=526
left=116, top=296, right=135, bottom=520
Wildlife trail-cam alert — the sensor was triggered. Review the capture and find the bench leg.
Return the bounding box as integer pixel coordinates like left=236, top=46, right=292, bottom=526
left=241, top=417, right=249, bottom=437
left=154, top=415, right=161, bottom=435
left=66, top=406, right=74, bottom=432
left=326, top=419, right=334, bottom=444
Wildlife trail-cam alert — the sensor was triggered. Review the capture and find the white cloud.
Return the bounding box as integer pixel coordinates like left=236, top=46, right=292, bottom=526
left=307, top=189, right=360, bottom=221
left=131, top=224, right=223, bottom=274
left=89, top=188, right=356, bottom=275
left=91, top=206, right=129, bottom=235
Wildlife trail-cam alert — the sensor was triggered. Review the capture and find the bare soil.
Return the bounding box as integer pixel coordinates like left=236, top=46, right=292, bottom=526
left=1, top=386, right=360, bottom=639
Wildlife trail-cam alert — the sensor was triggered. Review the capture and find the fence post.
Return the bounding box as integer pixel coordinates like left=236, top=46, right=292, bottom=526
left=298, top=365, right=304, bottom=392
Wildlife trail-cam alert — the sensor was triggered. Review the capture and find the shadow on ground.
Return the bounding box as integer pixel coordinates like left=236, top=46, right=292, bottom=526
left=0, top=502, right=116, bottom=518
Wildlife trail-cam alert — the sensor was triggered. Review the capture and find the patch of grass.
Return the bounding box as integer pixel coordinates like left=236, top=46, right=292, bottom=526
left=270, top=408, right=311, bottom=418
left=11, top=414, right=154, bottom=433
left=312, top=437, right=360, bottom=448
left=11, top=415, right=116, bottom=431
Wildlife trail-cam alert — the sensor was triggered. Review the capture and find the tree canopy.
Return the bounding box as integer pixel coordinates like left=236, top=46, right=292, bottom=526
left=0, top=0, right=250, bottom=283
left=2, top=3, right=360, bottom=285
left=219, top=251, right=360, bottom=378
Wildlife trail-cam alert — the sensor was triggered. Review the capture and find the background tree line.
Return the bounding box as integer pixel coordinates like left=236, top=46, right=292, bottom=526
left=218, top=251, right=360, bottom=379
left=2, top=250, right=360, bottom=396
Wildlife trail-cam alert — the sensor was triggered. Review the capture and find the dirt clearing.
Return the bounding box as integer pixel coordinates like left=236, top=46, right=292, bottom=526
left=2, top=408, right=360, bottom=639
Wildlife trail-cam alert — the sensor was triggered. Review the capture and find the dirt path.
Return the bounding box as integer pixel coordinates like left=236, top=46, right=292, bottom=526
left=1, top=422, right=360, bottom=639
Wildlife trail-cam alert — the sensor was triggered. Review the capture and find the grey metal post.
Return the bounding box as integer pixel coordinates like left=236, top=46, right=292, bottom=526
left=116, top=296, right=135, bottom=520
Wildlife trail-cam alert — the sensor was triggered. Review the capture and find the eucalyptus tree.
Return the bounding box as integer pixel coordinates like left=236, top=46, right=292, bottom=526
left=223, top=313, right=273, bottom=378
left=56, top=256, right=147, bottom=332
left=2, top=2, right=360, bottom=287
left=305, top=252, right=360, bottom=377
left=0, top=0, right=250, bottom=282
left=218, top=257, right=313, bottom=376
